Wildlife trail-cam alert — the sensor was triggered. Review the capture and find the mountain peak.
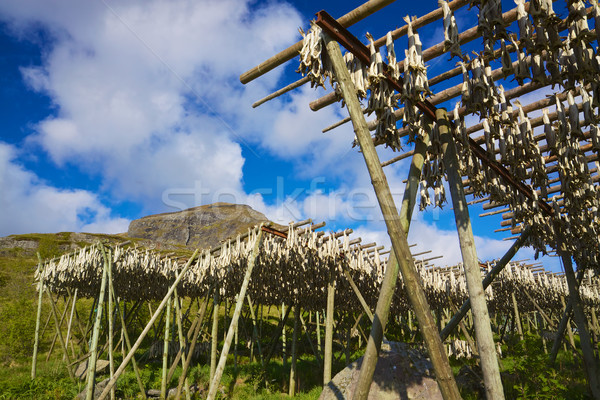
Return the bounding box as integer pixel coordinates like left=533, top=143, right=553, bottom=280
left=127, top=203, right=271, bottom=249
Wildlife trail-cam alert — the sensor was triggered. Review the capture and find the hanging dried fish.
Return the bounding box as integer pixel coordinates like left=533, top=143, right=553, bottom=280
left=543, top=108, right=557, bottom=153
left=510, top=36, right=530, bottom=85
left=559, top=38, right=577, bottom=89
left=386, top=31, right=399, bottom=80
left=365, top=32, right=399, bottom=150
left=515, top=0, right=534, bottom=51
left=458, top=58, right=471, bottom=107
left=500, top=39, right=514, bottom=78
left=403, top=15, right=431, bottom=98
left=567, top=0, right=592, bottom=43
left=567, top=90, right=582, bottom=137
left=592, top=0, right=600, bottom=46
left=531, top=53, right=546, bottom=84
left=580, top=87, right=595, bottom=126
left=344, top=52, right=367, bottom=99
left=439, top=0, right=462, bottom=59
left=297, top=23, right=329, bottom=88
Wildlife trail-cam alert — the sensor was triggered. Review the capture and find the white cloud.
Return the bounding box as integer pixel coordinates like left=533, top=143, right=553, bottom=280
left=0, top=0, right=304, bottom=212
left=0, top=142, right=129, bottom=235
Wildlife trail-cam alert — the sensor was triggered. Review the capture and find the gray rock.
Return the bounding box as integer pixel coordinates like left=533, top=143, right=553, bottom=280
left=75, top=359, right=110, bottom=380
left=320, top=341, right=443, bottom=400
left=76, top=378, right=110, bottom=400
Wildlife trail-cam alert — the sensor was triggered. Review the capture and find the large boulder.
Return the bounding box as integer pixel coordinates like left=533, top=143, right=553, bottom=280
left=75, top=359, right=110, bottom=380
left=127, top=203, right=272, bottom=249
left=320, top=341, right=443, bottom=400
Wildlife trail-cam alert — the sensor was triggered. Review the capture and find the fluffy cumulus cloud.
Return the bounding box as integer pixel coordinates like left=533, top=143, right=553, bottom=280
left=0, top=142, right=129, bottom=235
left=0, top=0, right=304, bottom=210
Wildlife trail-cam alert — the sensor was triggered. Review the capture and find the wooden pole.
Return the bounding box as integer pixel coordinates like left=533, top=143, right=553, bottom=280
left=160, top=295, right=172, bottom=399
left=174, top=291, right=212, bottom=399
left=167, top=291, right=210, bottom=383
left=441, top=230, right=530, bottom=340
left=561, top=297, right=576, bottom=350
left=549, top=269, right=585, bottom=364
left=342, top=264, right=374, bottom=321
left=559, top=251, right=600, bottom=398
left=289, top=306, right=300, bottom=397
left=31, top=253, right=45, bottom=380
left=224, top=298, right=229, bottom=344
left=323, top=267, right=336, bottom=384
left=46, top=291, right=75, bottom=379
left=512, top=292, right=524, bottom=342
left=345, top=318, right=351, bottom=366
left=64, top=289, right=78, bottom=362
left=316, top=311, right=322, bottom=355
left=112, top=289, right=146, bottom=399
left=47, top=294, right=71, bottom=361
left=210, top=290, right=220, bottom=381
left=173, top=291, right=191, bottom=400
left=206, top=226, right=264, bottom=400
left=439, top=107, right=504, bottom=399
left=97, top=249, right=199, bottom=400
left=323, top=36, right=460, bottom=400
left=263, top=304, right=293, bottom=367
left=85, top=243, right=110, bottom=400
left=282, top=302, right=287, bottom=367
left=299, top=312, right=322, bottom=367
left=107, top=250, right=115, bottom=400
left=247, top=296, right=263, bottom=364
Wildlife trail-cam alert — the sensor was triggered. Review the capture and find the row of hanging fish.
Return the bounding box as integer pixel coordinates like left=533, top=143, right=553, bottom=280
left=35, top=236, right=600, bottom=317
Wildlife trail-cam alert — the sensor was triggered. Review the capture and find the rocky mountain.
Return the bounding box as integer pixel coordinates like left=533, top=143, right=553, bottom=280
left=126, top=202, right=274, bottom=250
left=0, top=203, right=278, bottom=257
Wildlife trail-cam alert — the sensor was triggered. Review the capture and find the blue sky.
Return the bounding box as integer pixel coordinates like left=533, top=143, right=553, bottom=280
left=0, top=0, right=562, bottom=270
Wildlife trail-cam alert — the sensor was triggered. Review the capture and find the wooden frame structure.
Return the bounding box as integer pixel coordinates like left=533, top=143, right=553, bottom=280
left=31, top=221, right=600, bottom=399
left=241, top=0, right=600, bottom=398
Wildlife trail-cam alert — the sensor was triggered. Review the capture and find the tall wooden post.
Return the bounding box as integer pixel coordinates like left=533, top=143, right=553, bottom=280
left=323, top=36, right=461, bottom=400
left=206, top=226, right=264, bottom=400
left=316, top=311, right=322, bottom=355
left=300, top=312, right=322, bottom=367
left=439, top=108, right=505, bottom=399
left=561, top=297, right=576, bottom=350
left=247, top=296, right=263, bottom=364
left=282, top=302, right=287, bottom=367
left=64, top=288, right=78, bottom=361
left=107, top=250, right=115, bottom=400
left=112, top=288, right=146, bottom=399
left=549, top=268, right=585, bottom=364
left=46, top=290, right=74, bottom=377
left=86, top=244, right=110, bottom=400
left=323, top=267, right=336, bottom=384
left=32, top=253, right=45, bottom=380
left=289, top=305, right=300, bottom=397
left=173, top=291, right=191, bottom=400
left=511, top=292, right=524, bottom=342
left=174, top=291, right=212, bottom=397
left=47, top=294, right=72, bottom=361
left=560, top=251, right=600, bottom=398
left=97, top=249, right=199, bottom=400
left=160, top=295, right=172, bottom=399
left=210, top=291, right=220, bottom=381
